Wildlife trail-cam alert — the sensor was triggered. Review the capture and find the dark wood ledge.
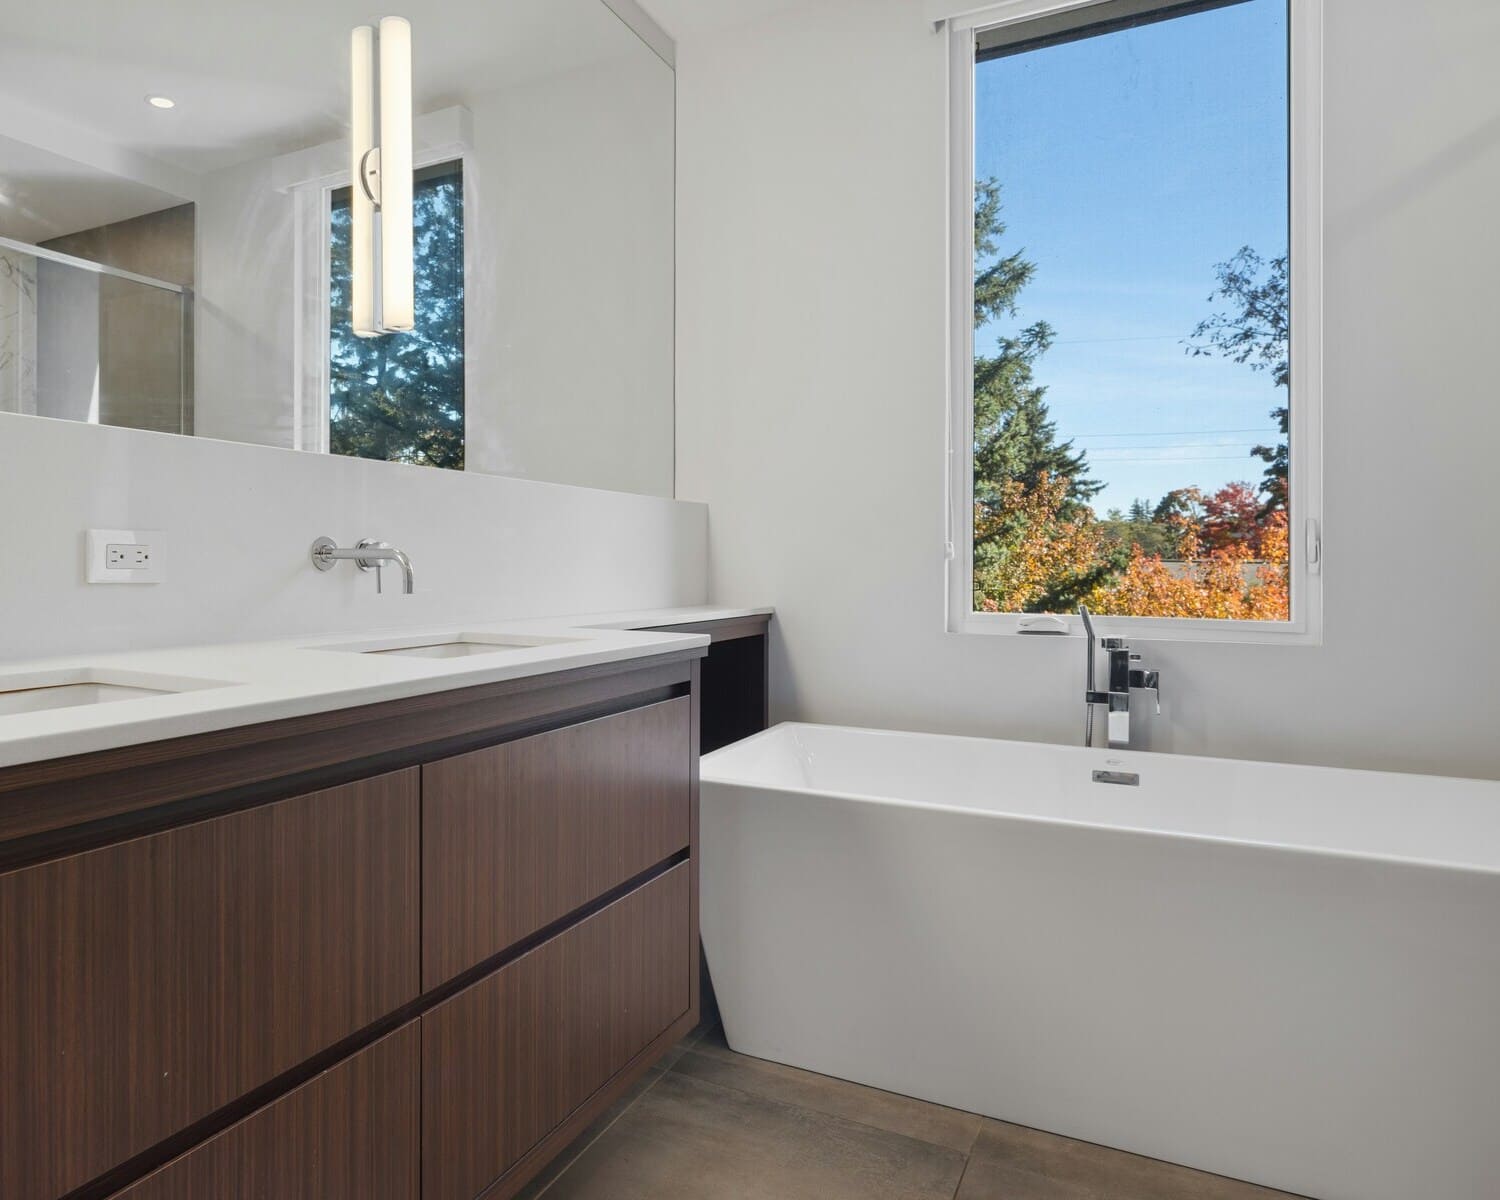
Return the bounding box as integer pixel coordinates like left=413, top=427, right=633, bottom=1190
left=642, top=612, right=770, bottom=643
left=0, top=647, right=703, bottom=868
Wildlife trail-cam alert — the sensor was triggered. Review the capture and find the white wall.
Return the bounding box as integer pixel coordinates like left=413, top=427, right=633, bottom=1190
left=0, top=412, right=706, bottom=663
left=464, top=52, right=675, bottom=495
left=674, top=0, right=1500, bottom=779
left=194, top=153, right=298, bottom=448
left=192, top=45, right=674, bottom=496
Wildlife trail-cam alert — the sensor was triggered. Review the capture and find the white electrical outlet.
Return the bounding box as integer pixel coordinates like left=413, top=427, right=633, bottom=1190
left=87, top=529, right=165, bottom=584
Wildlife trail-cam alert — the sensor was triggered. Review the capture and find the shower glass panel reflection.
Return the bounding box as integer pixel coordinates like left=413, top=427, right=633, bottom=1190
left=0, top=234, right=192, bottom=435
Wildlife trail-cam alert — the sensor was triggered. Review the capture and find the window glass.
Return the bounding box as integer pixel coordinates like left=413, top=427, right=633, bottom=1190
left=329, top=160, right=465, bottom=469
left=971, top=0, right=1290, bottom=620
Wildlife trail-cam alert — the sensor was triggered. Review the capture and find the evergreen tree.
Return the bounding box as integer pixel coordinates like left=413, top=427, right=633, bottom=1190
left=971, top=180, right=1098, bottom=510
left=971, top=179, right=1116, bottom=611
left=329, top=164, right=466, bottom=470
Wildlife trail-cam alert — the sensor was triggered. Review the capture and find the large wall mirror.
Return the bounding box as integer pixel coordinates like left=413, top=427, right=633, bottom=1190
left=0, top=0, right=675, bottom=497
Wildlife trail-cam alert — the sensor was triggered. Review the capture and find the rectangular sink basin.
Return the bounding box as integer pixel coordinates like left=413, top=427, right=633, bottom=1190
left=0, top=670, right=229, bottom=717
left=369, top=640, right=550, bottom=660
left=318, top=633, right=586, bottom=660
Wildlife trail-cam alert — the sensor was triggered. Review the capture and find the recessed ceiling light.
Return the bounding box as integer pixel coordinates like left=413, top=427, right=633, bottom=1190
left=145, top=95, right=176, bottom=109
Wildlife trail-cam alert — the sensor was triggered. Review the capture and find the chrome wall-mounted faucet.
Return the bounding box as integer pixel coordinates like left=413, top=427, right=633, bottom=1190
left=1079, top=604, right=1160, bottom=749
left=310, top=536, right=416, bottom=594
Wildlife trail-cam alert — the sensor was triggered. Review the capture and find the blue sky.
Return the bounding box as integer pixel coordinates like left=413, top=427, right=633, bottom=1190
left=975, top=0, right=1288, bottom=516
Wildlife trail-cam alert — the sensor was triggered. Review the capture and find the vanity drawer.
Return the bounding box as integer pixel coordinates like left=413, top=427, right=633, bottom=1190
left=0, top=769, right=420, bottom=1200
left=110, top=1023, right=419, bottom=1200
left=421, top=697, right=691, bottom=987
left=421, top=862, right=691, bottom=1200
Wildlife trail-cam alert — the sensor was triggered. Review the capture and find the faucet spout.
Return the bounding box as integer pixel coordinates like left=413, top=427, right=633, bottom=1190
left=377, top=546, right=416, bottom=595
left=309, top=536, right=416, bottom=594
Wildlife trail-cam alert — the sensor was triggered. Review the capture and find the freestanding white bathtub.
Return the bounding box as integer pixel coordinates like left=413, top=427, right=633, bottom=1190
left=700, top=724, right=1500, bottom=1200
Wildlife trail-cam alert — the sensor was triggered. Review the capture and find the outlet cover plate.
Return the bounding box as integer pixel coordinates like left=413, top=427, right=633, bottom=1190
left=87, top=529, right=165, bottom=584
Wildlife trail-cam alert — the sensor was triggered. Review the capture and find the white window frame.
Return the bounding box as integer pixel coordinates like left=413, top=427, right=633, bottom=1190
left=943, top=0, right=1323, bottom=645
left=279, top=108, right=474, bottom=456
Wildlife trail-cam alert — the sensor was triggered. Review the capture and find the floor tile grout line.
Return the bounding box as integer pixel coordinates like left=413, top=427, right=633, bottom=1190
left=691, top=1036, right=983, bottom=1132
left=975, top=1119, right=1310, bottom=1200
left=951, top=1114, right=986, bottom=1200
left=530, top=1026, right=722, bottom=1198
left=678, top=1041, right=986, bottom=1138
left=666, top=1052, right=978, bottom=1160
left=702, top=1033, right=1298, bottom=1200
left=531, top=1027, right=1308, bottom=1200
left=530, top=1070, right=669, bottom=1198
left=679, top=1036, right=1292, bottom=1200
left=949, top=1152, right=974, bottom=1200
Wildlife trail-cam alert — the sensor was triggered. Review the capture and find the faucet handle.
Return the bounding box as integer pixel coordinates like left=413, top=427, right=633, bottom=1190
left=354, top=539, right=390, bottom=593
left=1129, top=666, right=1162, bottom=715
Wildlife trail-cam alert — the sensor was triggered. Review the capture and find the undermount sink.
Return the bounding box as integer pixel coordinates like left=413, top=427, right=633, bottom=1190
left=0, top=671, right=229, bottom=717
left=319, top=633, right=586, bottom=660
left=369, top=640, right=554, bottom=660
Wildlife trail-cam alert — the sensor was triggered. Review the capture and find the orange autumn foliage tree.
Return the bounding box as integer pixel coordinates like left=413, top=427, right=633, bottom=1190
left=975, top=474, right=1111, bottom=613
left=1199, top=481, right=1268, bottom=555
left=975, top=475, right=1291, bottom=621
left=1085, top=509, right=1289, bottom=621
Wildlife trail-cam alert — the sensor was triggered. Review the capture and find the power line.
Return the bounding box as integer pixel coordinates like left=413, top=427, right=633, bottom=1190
left=1092, top=442, right=1263, bottom=454
left=1088, top=453, right=1268, bottom=463
left=1051, top=334, right=1200, bottom=345
left=1071, top=426, right=1277, bottom=439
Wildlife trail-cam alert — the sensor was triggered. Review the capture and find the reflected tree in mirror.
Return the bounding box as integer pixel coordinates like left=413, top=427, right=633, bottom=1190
left=329, top=161, right=465, bottom=469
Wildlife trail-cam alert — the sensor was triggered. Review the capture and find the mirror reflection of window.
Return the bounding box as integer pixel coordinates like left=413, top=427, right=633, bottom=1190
left=0, top=0, right=675, bottom=497
left=328, top=160, right=465, bottom=470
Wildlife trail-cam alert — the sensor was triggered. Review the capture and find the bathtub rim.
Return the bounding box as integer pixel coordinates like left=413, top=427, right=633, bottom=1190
left=701, top=721, right=1500, bottom=878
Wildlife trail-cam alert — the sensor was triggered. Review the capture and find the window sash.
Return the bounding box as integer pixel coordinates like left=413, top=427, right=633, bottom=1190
left=975, top=0, right=1253, bottom=61
left=945, top=0, right=1323, bottom=644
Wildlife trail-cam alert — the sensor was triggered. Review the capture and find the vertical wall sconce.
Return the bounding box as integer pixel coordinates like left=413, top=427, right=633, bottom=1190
left=349, top=24, right=376, bottom=336
left=349, top=16, right=414, bottom=337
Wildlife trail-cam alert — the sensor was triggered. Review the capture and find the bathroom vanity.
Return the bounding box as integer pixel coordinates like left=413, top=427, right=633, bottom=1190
left=0, top=0, right=760, bottom=1190
left=0, top=609, right=770, bottom=1200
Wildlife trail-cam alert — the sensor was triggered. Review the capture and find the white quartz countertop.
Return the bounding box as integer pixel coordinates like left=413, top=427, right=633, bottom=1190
left=0, top=605, right=772, bottom=770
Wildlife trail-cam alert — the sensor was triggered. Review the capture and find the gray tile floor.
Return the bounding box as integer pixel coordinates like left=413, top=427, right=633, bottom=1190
left=519, top=1026, right=1305, bottom=1200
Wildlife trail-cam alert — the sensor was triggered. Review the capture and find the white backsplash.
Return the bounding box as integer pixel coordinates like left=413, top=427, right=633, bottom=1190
left=0, top=412, right=706, bottom=662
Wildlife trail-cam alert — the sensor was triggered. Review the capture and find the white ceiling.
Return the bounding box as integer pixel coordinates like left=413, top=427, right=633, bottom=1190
left=634, top=0, right=813, bottom=37
left=0, top=134, right=184, bottom=243
left=0, top=0, right=656, bottom=177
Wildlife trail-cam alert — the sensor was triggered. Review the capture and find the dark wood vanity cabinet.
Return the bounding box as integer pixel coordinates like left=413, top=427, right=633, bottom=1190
left=111, top=1025, right=421, bottom=1200
left=0, top=769, right=421, bottom=1200
left=422, top=697, right=691, bottom=988
left=422, top=865, right=691, bottom=1200
left=0, top=642, right=709, bottom=1200
left=644, top=614, right=769, bottom=754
